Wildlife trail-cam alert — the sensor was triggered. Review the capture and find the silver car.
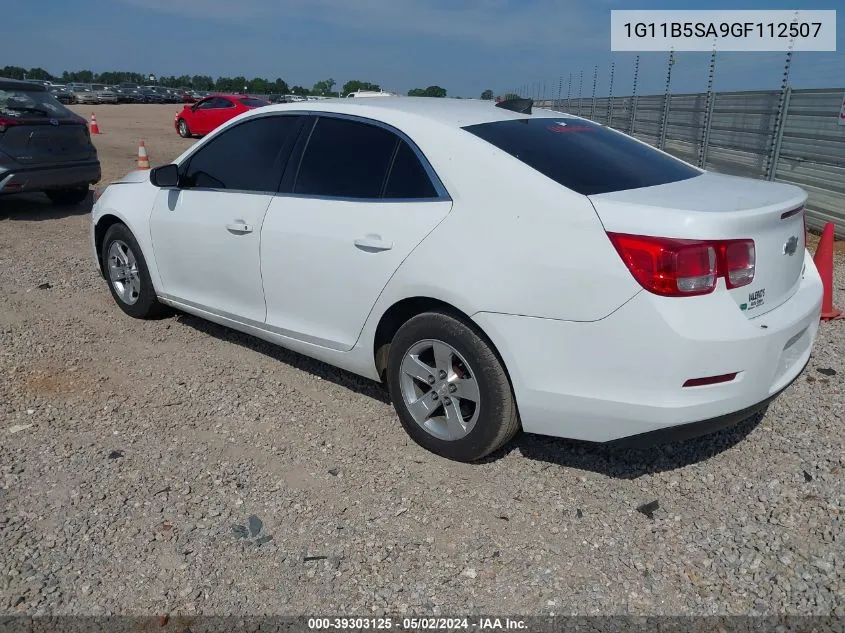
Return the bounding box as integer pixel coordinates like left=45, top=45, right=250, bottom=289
left=91, top=84, right=118, bottom=104
left=0, top=78, right=101, bottom=204
left=69, top=84, right=99, bottom=104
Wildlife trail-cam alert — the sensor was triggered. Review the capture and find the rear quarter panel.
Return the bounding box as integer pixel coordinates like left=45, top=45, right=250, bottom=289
left=357, top=119, right=642, bottom=346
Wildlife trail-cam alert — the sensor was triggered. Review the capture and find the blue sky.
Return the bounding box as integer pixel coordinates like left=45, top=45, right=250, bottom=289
left=3, top=0, right=842, bottom=97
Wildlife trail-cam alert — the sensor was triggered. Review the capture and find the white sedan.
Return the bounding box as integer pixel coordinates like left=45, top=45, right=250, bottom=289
left=91, top=97, right=823, bottom=462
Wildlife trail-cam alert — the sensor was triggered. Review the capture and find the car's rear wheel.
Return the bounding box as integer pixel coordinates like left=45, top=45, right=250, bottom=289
left=386, top=311, right=520, bottom=462
left=45, top=186, right=90, bottom=206
left=101, top=223, right=169, bottom=319
left=177, top=119, right=191, bottom=138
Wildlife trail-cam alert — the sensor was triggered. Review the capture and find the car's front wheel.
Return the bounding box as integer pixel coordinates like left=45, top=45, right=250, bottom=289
left=177, top=119, right=191, bottom=138
left=386, top=311, right=520, bottom=462
left=45, top=186, right=89, bottom=206
left=101, top=223, right=169, bottom=319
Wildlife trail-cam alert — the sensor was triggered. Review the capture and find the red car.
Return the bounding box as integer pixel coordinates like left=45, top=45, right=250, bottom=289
left=174, top=94, right=269, bottom=138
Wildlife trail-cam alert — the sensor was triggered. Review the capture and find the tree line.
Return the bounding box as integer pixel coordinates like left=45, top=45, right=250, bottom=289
left=3, top=66, right=506, bottom=100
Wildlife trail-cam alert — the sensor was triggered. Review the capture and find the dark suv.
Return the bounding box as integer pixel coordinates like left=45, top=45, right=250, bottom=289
left=0, top=78, right=101, bottom=205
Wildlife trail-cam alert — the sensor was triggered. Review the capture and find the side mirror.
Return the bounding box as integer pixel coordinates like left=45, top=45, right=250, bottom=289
left=150, top=164, right=180, bottom=188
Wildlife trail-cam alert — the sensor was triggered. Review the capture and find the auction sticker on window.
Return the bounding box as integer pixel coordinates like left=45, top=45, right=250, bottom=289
left=611, top=10, right=837, bottom=51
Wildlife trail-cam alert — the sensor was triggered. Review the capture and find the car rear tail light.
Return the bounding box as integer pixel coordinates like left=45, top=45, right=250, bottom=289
left=683, top=372, right=738, bottom=387
left=607, top=233, right=756, bottom=297
left=721, top=240, right=755, bottom=288
left=0, top=117, right=21, bottom=133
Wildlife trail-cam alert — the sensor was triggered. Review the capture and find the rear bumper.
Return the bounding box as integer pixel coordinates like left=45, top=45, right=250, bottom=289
left=472, top=250, right=823, bottom=444
left=0, top=161, right=101, bottom=193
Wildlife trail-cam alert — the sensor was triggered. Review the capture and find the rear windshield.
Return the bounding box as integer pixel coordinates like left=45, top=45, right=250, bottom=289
left=0, top=88, right=75, bottom=119
left=239, top=97, right=269, bottom=108
left=462, top=117, right=700, bottom=196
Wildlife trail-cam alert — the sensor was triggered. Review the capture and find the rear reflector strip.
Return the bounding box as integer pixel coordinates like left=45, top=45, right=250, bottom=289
left=683, top=373, right=738, bottom=388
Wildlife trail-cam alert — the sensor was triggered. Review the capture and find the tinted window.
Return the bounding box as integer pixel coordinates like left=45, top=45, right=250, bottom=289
left=240, top=97, right=269, bottom=108
left=182, top=115, right=302, bottom=192
left=0, top=87, right=75, bottom=119
left=215, top=97, right=235, bottom=108
left=462, top=118, right=700, bottom=196
left=294, top=116, right=398, bottom=198
left=195, top=99, right=215, bottom=110
left=384, top=140, right=438, bottom=199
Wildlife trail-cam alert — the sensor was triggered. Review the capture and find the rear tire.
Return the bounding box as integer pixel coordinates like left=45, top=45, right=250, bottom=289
left=46, top=186, right=89, bottom=206
left=101, top=223, right=169, bottom=320
left=177, top=119, right=192, bottom=138
left=386, top=311, right=520, bottom=462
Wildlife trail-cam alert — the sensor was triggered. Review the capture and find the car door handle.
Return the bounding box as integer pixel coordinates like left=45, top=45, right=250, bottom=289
left=226, top=222, right=253, bottom=234
left=354, top=236, right=393, bottom=252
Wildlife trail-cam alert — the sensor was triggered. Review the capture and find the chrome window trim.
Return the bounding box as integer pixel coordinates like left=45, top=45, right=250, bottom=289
left=169, top=109, right=452, bottom=203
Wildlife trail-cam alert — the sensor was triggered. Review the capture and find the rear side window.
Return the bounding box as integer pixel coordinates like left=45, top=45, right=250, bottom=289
left=294, top=116, right=398, bottom=199
left=462, top=118, right=700, bottom=196
left=239, top=97, right=269, bottom=108
left=0, top=87, right=75, bottom=120
left=182, top=115, right=302, bottom=192
left=384, top=140, right=438, bottom=199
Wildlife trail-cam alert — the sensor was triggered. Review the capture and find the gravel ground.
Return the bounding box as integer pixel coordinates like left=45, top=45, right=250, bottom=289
left=0, top=104, right=843, bottom=618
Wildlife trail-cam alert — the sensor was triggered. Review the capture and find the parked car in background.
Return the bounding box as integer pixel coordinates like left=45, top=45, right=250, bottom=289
left=49, top=84, right=75, bottom=104
left=93, top=96, right=822, bottom=462
left=91, top=84, right=118, bottom=104
left=0, top=78, right=100, bottom=204
left=68, top=84, right=98, bottom=104
left=174, top=94, right=269, bottom=137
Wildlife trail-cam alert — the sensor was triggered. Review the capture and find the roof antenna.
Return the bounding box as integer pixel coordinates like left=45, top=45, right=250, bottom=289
left=496, top=97, right=533, bottom=114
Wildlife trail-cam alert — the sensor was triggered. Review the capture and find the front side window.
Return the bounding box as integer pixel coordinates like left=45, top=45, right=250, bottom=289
left=294, top=116, right=398, bottom=199
left=181, top=115, right=302, bottom=192
left=462, top=117, right=701, bottom=196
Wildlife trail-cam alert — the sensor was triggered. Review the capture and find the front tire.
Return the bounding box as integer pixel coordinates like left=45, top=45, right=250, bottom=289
left=177, top=119, right=191, bottom=138
left=101, top=223, right=168, bottom=319
left=386, top=311, right=520, bottom=462
left=45, top=186, right=89, bottom=206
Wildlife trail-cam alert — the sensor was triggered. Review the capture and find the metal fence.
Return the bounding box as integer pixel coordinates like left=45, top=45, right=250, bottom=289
left=536, top=87, right=845, bottom=237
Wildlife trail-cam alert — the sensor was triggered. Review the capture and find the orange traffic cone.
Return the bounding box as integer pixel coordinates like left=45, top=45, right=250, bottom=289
left=813, top=222, right=842, bottom=321
left=89, top=113, right=100, bottom=135
left=137, top=140, right=150, bottom=170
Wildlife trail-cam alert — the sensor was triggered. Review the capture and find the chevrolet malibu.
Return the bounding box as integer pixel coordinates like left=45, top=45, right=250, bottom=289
left=91, top=97, right=823, bottom=462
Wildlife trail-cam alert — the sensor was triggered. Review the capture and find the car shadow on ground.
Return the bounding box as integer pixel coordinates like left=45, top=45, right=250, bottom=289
left=489, top=410, right=767, bottom=478
left=0, top=191, right=93, bottom=221
left=174, top=312, right=766, bottom=477
left=174, top=313, right=392, bottom=404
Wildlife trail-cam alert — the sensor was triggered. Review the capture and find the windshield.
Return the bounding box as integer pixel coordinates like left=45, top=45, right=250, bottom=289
left=462, top=117, right=701, bottom=196
left=239, top=97, right=269, bottom=108
left=0, top=88, right=75, bottom=119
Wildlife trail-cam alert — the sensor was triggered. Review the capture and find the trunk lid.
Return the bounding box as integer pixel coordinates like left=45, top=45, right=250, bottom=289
left=589, top=171, right=807, bottom=318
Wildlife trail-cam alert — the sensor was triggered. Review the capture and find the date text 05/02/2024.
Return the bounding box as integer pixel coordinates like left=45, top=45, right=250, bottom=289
left=307, top=617, right=527, bottom=630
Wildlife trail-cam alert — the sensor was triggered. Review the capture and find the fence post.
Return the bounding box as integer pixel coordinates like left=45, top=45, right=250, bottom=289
left=566, top=73, right=572, bottom=111
left=557, top=75, right=563, bottom=109
left=590, top=65, right=598, bottom=120
left=765, top=17, right=797, bottom=180
left=607, top=62, right=615, bottom=128
left=578, top=70, right=584, bottom=116
left=629, top=55, right=640, bottom=135
left=700, top=93, right=716, bottom=169
left=658, top=49, right=675, bottom=150
left=698, top=47, right=717, bottom=168
left=768, top=86, right=792, bottom=181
